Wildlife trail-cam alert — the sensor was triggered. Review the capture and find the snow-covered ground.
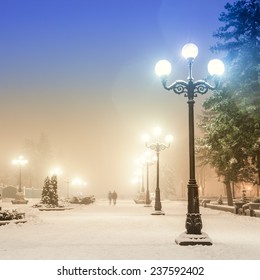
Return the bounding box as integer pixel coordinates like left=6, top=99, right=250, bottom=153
left=0, top=198, right=260, bottom=260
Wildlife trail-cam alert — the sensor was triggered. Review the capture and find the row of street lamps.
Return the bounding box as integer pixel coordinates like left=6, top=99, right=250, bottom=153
left=11, top=42, right=223, bottom=247
left=11, top=157, right=87, bottom=202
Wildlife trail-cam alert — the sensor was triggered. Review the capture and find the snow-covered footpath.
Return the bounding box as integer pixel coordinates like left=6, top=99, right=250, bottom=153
left=1, top=198, right=260, bottom=260
left=0, top=199, right=259, bottom=279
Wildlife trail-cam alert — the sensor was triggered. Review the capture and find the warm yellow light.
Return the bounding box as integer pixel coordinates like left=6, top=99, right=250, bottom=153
left=155, top=59, right=172, bottom=77
left=51, top=167, right=62, bottom=176
left=165, top=134, right=174, bottom=143
left=131, top=177, right=141, bottom=184
left=72, top=177, right=87, bottom=186
left=142, top=134, right=150, bottom=143
left=153, top=126, right=162, bottom=137
left=12, top=155, right=28, bottom=166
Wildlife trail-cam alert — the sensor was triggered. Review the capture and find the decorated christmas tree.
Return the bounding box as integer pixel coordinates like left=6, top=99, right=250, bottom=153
left=41, top=175, right=59, bottom=207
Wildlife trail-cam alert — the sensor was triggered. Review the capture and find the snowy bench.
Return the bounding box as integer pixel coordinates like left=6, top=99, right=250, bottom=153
left=234, top=201, right=247, bottom=214
left=242, top=202, right=260, bottom=217
left=201, top=199, right=211, bottom=207
left=204, top=203, right=235, bottom=213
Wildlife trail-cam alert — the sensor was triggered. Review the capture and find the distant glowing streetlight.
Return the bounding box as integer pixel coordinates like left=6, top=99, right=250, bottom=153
left=51, top=167, right=62, bottom=176
left=155, top=42, right=224, bottom=245
left=12, top=155, right=28, bottom=193
left=71, top=178, right=87, bottom=196
left=143, top=127, right=173, bottom=215
left=12, top=155, right=28, bottom=204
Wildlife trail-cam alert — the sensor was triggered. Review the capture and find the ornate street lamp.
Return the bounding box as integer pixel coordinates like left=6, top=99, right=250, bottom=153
left=143, top=127, right=173, bottom=215
left=13, top=155, right=28, bottom=193
left=155, top=43, right=224, bottom=245
left=12, top=155, right=28, bottom=204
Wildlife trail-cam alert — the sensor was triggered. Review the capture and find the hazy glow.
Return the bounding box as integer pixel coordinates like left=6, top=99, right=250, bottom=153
left=165, top=134, right=174, bottom=143
left=72, top=178, right=87, bottom=186
left=136, top=156, right=145, bottom=165
left=51, top=167, right=62, bottom=176
left=155, top=60, right=172, bottom=77
left=12, top=155, right=28, bottom=166
left=181, top=43, right=198, bottom=59
left=0, top=0, right=232, bottom=198
left=131, top=177, right=141, bottom=184
left=144, top=150, right=152, bottom=157
left=208, top=59, right=225, bottom=75
left=153, top=126, right=162, bottom=137
left=142, top=134, right=150, bottom=143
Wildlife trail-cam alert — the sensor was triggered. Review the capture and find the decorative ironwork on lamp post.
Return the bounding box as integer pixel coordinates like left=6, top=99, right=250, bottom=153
left=155, top=43, right=224, bottom=245
left=143, top=127, right=173, bottom=215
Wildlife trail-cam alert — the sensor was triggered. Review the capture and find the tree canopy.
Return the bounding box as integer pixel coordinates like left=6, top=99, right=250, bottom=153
left=197, top=0, right=260, bottom=203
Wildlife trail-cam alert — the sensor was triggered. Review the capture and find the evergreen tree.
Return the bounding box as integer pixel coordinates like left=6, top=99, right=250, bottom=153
left=41, top=175, right=59, bottom=207
left=41, top=176, right=51, bottom=205
left=197, top=0, right=260, bottom=202
left=197, top=89, right=256, bottom=205
left=212, top=0, right=260, bottom=119
left=211, top=0, right=260, bottom=88
left=50, top=175, right=59, bottom=206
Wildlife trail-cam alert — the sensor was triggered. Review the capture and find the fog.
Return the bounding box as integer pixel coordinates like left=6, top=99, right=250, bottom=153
left=0, top=0, right=231, bottom=198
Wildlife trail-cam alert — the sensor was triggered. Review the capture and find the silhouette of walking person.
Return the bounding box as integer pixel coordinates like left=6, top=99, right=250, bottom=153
left=108, top=191, right=112, bottom=205
left=111, top=190, right=117, bottom=205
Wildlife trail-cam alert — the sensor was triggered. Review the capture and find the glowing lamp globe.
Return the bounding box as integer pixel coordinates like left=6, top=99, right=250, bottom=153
left=165, top=134, right=174, bottom=143
left=208, top=59, right=225, bottom=76
left=153, top=126, right=162, bottom=137
left=182, top=43, right=199, bottom=60
left=155, top=60, right=172, bottom=77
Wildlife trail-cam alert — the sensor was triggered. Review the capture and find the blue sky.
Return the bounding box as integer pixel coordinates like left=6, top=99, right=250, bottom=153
left=0, top=0, right=236, bottom=195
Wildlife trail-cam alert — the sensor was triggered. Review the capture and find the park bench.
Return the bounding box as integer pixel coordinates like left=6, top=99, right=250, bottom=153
left=234, top=201, right=247, bottom=214
left=201, top=199, right=211, bottom=207
left=242, top=202, right=260, bottom=217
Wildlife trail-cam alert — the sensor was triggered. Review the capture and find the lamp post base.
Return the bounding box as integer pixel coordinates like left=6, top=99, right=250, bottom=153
left=175, top=232, right=212, bottom=246
left=151, top=210, right=165, bottom=215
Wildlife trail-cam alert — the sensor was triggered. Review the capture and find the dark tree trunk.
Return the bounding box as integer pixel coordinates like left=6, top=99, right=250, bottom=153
left=225, top=180, right=233, bottom=206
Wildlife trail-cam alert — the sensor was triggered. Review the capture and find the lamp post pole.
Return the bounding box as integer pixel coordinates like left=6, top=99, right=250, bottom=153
left=144, top=153, right=156, bottom=207
left=155, top=43, right=224, bottom=245
left=145, top=160, right=152, bottom=206
left=144, top=128, right=173, bottom=215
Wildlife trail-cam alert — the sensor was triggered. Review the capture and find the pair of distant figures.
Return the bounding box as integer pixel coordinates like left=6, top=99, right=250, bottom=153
left=108, top=191, right=117, bottom=205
